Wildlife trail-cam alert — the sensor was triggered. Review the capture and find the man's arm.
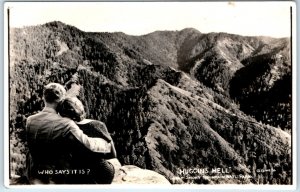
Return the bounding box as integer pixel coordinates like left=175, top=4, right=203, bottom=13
left=106, top=140, right=117, bottom=159
left=65, top=120, right=111, bottom=153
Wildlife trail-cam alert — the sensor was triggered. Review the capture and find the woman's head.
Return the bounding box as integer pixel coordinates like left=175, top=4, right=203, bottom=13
left=57, top=97, right=86, bottom=122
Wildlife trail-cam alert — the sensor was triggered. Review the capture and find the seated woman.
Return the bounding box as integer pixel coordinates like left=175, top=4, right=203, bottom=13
left=57, top=97, right=117, bottom=184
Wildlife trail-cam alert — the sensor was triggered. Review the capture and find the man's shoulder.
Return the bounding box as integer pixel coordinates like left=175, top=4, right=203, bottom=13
left=27, top=111, right=42, bottom=118
left=27, top=111, right=44, bottom=121
left=28, top=111, right=59, bottom=121
left=27, top=111, right=75, bottom=126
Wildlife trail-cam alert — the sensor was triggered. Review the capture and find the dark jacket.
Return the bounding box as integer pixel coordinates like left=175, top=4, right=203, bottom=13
left=25, top=107, right=111, bottom=184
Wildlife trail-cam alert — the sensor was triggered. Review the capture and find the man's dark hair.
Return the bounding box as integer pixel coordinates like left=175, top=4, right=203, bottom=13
left=43, top=83, right=66, bottom=103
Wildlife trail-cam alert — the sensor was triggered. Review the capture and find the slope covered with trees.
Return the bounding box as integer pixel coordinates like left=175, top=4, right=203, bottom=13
left=9, top=21, right=292, bottom=184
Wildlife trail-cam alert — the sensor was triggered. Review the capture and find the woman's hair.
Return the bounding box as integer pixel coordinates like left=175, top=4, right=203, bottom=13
left=57, top=97, right=86, bottom=122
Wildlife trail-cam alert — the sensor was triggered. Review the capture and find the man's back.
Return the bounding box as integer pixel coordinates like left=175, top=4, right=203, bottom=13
left=26, top=107, right=79, bottom=183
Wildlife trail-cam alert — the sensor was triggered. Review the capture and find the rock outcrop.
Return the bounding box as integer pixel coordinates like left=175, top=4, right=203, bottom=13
left=113, top=165, right=170, bottom=184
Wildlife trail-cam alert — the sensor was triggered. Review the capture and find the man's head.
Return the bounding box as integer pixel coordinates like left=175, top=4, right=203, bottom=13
left=43, top=83, right=66, bottom=104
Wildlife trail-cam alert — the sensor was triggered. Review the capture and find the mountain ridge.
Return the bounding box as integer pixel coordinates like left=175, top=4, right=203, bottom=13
left=9, top=21, right=292, bottom=184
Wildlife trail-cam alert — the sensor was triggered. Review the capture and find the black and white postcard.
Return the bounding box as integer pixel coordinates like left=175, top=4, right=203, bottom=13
left=4, top=1, right=297, bottom=190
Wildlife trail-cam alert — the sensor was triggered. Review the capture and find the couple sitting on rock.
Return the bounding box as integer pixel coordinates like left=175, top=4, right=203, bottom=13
left=25, top=82, right=119, bottom=184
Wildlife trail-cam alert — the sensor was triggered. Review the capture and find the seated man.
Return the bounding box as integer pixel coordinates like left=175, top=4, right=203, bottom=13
left=25, top=83, right=112, bottom=184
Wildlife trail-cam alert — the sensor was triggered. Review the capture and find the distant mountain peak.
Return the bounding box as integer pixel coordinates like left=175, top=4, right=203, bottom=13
left=179, top=27, right=201, bottom=34
left=44, top=20, right=66, bottom=27
left=44, top=20, right=84, bottom=33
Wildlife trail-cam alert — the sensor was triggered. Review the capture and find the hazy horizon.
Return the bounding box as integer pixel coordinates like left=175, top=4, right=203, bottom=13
left=6, top=2, right=293, bottom=38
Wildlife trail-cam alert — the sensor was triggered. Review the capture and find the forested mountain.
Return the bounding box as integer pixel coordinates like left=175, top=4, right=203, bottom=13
left=9, top=21, right=292, bottom=184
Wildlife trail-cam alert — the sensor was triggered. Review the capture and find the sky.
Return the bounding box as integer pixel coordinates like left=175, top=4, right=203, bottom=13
left=6, top=2, right=293, bottom=38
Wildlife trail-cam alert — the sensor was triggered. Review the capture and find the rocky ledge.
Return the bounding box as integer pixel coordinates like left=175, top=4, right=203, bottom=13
left=112, top=165, right=170, bottom=184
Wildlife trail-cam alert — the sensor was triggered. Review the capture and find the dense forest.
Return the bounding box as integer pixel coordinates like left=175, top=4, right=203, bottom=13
left=9, top=21, right=292, bottom=184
